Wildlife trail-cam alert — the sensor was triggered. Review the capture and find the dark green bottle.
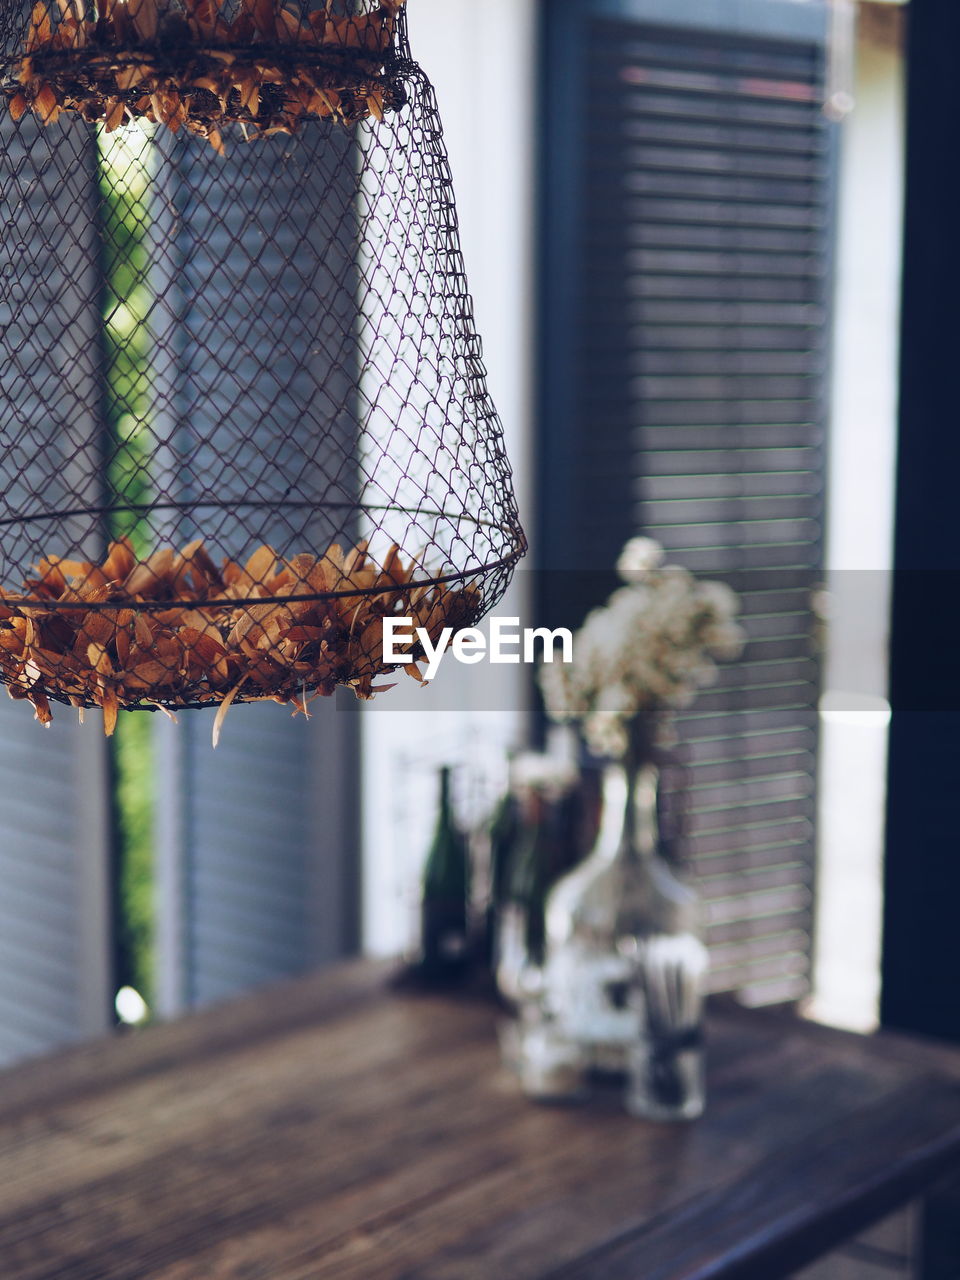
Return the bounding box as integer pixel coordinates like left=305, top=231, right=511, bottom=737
left=420, top=766, right=471, bottom=980
left=481, top=785, right=520, bottom=970
left=506, top=788, right=553, bottom=967
left=491, top=789, right=521, bottom=907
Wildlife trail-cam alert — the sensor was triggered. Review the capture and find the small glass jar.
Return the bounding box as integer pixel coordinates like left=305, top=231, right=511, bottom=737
left=625, top=934, right=708, bottom=1121
left=517, top=1009, right=590, bottom=1104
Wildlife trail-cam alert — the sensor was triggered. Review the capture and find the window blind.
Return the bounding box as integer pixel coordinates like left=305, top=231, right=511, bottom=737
left=0, top=115, right=113, bottom=1064
left=539, top=0, right=831, bottom=1005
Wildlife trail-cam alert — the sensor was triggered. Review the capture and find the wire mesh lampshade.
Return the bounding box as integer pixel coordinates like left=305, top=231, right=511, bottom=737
left=0, top=0, right=526, bottom=731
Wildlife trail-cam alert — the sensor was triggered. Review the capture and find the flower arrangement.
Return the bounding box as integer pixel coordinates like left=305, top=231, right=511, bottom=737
left=538, top=537, right=744, bottom=759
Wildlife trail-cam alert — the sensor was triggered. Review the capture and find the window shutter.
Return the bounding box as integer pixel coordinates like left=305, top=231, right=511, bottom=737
left=155, top=704, right=358, bottom=1012
left=0, top=116, right=113, bottom=1064
left=0, top=708, right=112, bottom=1063
left=540, top=0, right=831, bottom=1005
left=148, top=131, right=361, bottom=1013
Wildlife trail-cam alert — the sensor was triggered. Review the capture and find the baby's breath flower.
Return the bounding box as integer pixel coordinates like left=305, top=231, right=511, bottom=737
left=617, top=537, right=664, bottom=582
left=538, top=537, right=745, bottom=758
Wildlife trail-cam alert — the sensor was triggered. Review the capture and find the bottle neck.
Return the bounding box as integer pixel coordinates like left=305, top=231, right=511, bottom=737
left=593, top=760, right=659, bottom=865
left=438, top=766, right=452, bottom=815
left=423, top=767, right=468, bottom=897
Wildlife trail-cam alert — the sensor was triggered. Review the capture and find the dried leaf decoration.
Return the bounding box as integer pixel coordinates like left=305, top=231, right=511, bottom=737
left=2, top=0, right=407, bottom=151
left=0, top=536, right=480, bottom=736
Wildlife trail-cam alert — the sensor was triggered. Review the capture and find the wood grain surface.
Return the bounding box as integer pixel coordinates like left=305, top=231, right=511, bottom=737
left=1, top=959, right=960, bottom=1280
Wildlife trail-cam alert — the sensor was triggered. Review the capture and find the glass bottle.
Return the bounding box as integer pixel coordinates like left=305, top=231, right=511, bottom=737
left=511, top=788, right=555, bottom=966
left=494, top=752, right=585, bottom=1004
left=506, top=785, right=590, bottom=1104
left=481, top=782, right=520, bottom=973
left=542, top=757, right=708, bottom=1119
left=419, top=765, right=471, bottom=982
left=495, top=785, right=550, bottom=1006
left=498, top=774, right=592, bottom=1104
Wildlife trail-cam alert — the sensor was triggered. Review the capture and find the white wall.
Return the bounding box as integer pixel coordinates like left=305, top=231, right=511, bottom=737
left=361, top=0, right=537, bottom=954
left=810, top=1, right=905, bottom=1031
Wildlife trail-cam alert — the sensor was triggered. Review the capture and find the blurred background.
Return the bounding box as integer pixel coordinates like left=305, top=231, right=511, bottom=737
left=0, top=0, right=905, bottom=1069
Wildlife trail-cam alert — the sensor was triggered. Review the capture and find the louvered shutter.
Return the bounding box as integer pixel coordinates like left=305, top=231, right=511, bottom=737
left=540, top=0, right=830, bottom=1005
left=155, top=702, right=358, bottom=1012
left=0, top=115, right=113, bottom=1063
left=148, top=131, right=360, bottom=1013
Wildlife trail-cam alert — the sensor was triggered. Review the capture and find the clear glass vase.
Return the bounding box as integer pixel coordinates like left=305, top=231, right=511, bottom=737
left=540, top=752, right=709, bottom=1120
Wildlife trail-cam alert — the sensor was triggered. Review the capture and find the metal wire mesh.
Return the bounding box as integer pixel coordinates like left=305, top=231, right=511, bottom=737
left=0, top=0, right=526, bottom=730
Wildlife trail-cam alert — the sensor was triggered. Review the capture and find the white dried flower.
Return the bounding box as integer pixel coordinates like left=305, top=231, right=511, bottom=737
left=616, top=536, right=664, bottom=583
left=538, top=536, right=746, bottom=757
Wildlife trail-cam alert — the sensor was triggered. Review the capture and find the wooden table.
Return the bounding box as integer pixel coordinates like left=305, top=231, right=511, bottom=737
left=2, top=959, right=960, bottom=1280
